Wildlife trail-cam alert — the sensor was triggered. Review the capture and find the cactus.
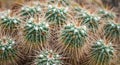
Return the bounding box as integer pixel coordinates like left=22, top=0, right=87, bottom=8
left=75, top=7, right=101, bottom=31
left=104, top=21, right=120, bottom=41
left=60, top=24, right=87, bottom=47
left=24, top=18, right=49, bottom=44
left=0, top=0, right=119, bottom=65
left=20, top=4, right=41, bottom=16
left=88, top=39, right=114, bottom=65
left=0, top=10, right=21, bottom=34
left=98, top=9, right=116, bottom=20
left=0, top=36, right=19, bottom=65
left=34, top=50, right=62, bottom=65
left=45, top=5, right=67, bottom=26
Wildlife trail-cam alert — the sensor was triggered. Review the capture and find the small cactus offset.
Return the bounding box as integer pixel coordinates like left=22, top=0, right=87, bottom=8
left=34, top=50, right=62, bottom=65
left=0, top=36, right=18, bottom=65
left=20, top=5, right=41, bottom=16
left=45, top=5, right=67, bottom=26
left=59, top=24, right=88, bottom=64
left=88, top=39, right=114, bottom=65
left=104, top=21, right=120, bottom=41
left=98, top=9, right=116, bottom=20
left=0, top=10, right=21, bottom=34
left=60, top=24, right=87, bottom=47
left=24, top=18, right=49, bottom=44
left=75, top=7, right=101, bottom=31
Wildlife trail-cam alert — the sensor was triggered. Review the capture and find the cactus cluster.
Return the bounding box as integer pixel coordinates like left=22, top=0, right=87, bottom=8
left=0, top=0, right=119, bottom=65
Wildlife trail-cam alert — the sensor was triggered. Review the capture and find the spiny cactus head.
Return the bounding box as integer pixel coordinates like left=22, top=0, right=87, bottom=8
left=45, top=5, right=67, bottom=26
left=60, top=24, right=87, bottom=48
left=35, top=50, right=62, bottom=65
left=24, top=18, right=49, bottom=44
left=104, top=21, right=120, bottom=40
left=0, top=36, right=17, bottom=63
left=20, top=4, right=41, bottom=16
left=74, top=7, right=101, bottom=31
left=89, top=39, right=114, bottom=65
left=98, top=9, right=116, bottom=20
left=0, top=10, right=21, bottom=31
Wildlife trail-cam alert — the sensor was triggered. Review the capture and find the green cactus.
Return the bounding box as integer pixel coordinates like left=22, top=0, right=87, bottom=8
left=98, top=9, right=116, bottom=20
left=0, top=37, right=18, bottom=65
left=75, top=7, right=101, bottom=31
left=104, top=21, right=120, bottom=41
left=89, top=39, right=114, bottom=65
left=0, top=10, right=20, bottom=34
left=34, top=50, right=62, bottom=65
left=45, top=5, right=67, bottom=26
left=24, top=18, right=49, bottom=44
left=20, top=5, right=41, bottom=16
left=60, top=24, right=87, bottom=48
left=48, top=0, right=70, bottom=6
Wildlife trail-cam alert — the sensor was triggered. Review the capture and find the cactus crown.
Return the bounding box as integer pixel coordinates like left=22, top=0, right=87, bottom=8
left=20, top=4, right=41, bottom=16
left=35, top=50, right=62, bottom=65
left=45, top=5, right=67, bottom=26
left=75, top=7, right=101, bottom=31
left=98, top=9, right=116, bottom=20
left=60, top=24, right=87, bottom=48
left=0, top=37, right=16, bottom=59
left=104, top=21, right=120, bottom=40
left=0, top=10, right=20, bottom=30
left=24, top=18, right=49, bottom=43
left=90, top=39, right=114, bottom=65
